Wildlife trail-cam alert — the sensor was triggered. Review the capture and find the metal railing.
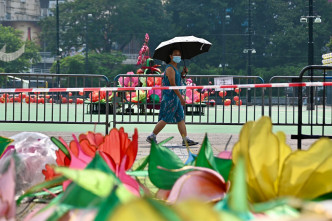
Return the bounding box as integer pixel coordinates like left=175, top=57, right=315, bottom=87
left=1, top=66, right=332, bottom=149
left=0, top=73, right=110, bottom=133
left=294, top=65, right=332, bottom=149
left=112, top=74, right=265, bottom=128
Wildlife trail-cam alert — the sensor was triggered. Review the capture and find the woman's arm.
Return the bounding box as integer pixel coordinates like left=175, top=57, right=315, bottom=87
left=166, top=67, right=186, bottom=106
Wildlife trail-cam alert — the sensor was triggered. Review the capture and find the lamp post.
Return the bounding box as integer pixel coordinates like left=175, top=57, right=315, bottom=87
left=244, top=0, right=255, bottom=104
left=85, top=14, right=92, bottom=74
left=300, top=0, right=321, bottom=110
left=56, top=0, right=60, bottom=77
left=220, top=9, right=231, bottom=75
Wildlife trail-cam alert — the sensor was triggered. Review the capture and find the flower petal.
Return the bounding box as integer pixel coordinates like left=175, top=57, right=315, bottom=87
left=79, top=139, right=97, bottom=157
left=279, top=138, right=332, bottom=199
left=0, top=159, right=16, bottom=218
left=118, top=156, right=140, bottom=196
left=124, top=128, right=138, bottom=170
left=99, top=128, right=121, bottom=165
left=167, top=166, right=228, bottom=203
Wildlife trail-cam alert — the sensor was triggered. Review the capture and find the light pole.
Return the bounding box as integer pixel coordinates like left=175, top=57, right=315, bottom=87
left=85, top=14, right=92, bottom=74
left=220, top=9, right=231, bottom=75
left=56, top=0, right=60, bottom=77
left=300, top=0, right=321, bottom=110
left=244, top=0, right=255, bottom=104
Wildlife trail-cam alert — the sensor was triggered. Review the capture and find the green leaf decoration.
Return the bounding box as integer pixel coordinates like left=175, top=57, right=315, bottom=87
left=228, top=155, right=248, bottom=214
left=16, top=176, right=67, bottom=205
left=132, top=137, right=174, bottom=172
left=148, top=141, right=186, bottom=190
left=57, top=154, right=115, bottom=208
left=252, top=198, right=291, bottom=213
left=50, top=137, right=71, bottom=159
left=127, top=170, right=149, bottom=177
left=133, top=156, right=149, bottom=171
left=54, top=167, right=114, bottom=197
left=215, top=158, right=233, bottom=182
left=46, top=204, right=74, bottom=221
left=0, top=136, right=13, bottom=157
left=94, top=189, right=120, bottom=221
left=195, top=134, right=218, bottom=170
left=195, top=134, right=232, bottom=181
left=158, top=136, right=174, bottom=145
left=314, top=191, right=332, bottom=201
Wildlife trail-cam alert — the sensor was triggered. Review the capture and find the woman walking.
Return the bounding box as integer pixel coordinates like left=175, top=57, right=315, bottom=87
left=146, top=47, right=198, bottom=146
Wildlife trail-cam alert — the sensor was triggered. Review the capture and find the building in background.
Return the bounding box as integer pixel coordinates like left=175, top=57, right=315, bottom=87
left=0, top=0, right=44, bottom=43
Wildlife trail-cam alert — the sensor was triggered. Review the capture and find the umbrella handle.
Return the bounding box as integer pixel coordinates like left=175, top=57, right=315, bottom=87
left=181, top=67, right=188, bottom=78
left=182, top=60, right=188, bottom=78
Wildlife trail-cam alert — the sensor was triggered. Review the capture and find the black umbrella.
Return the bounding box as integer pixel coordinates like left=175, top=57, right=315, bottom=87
left=153, top=36, right=212, bottom=63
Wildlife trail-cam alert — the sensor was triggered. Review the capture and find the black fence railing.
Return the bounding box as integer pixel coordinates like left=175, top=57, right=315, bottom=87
left=1, top=66, right=332, bottom=149
left=0, top=73, right=110, bottom=134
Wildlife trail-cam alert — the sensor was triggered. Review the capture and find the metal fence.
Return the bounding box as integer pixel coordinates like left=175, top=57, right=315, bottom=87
left=293, top=65, right=332, bottom=149
left=0, top=73, right=110, bottom=133
left=1, top=66, right=332, bottom=149
left=112, top=74, right=265, bottom=128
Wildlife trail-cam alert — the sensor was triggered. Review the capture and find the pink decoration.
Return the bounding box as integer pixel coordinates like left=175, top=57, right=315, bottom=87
left=217, top=151, right=232, bottom=159
left=166, top=166, right=229, bottom=203
left=0, top=159, right=16, bottom=219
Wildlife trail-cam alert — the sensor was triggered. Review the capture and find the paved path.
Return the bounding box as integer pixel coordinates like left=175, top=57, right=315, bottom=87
left=0, top=131, right=316, bottom=162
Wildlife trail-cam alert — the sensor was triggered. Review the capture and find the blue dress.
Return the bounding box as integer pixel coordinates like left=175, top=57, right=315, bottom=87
left=158, top=64, right=185, bottom=123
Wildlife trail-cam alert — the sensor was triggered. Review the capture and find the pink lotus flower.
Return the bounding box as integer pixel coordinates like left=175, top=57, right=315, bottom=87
left=156, top=166, right=229, bottom=203
left=136, top=55, right=142, bottom=65
left=43, top=128, right=140, bottom=196
left=185, top=89, right=201, bottom=104
left=145, top=33, right=149, bottom=43
left=0, top=159, right=16, bottom=220
left=118, top=72, right=139, bottom=87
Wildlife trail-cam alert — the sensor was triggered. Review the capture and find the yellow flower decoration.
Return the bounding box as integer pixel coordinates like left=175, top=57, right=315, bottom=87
left=232, top=116, right=332, bottom=203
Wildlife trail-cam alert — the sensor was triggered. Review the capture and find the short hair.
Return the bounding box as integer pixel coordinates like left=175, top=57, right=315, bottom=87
left=166, top=46, right=181, bottom=64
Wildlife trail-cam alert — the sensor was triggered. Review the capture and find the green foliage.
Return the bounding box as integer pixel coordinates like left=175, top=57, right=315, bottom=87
left=50, top=52, right=127, bottom=79
left=40, top=0, right=332, bottom=78
left=39, top=0, right=166, bottom=53
left=0, top=25, right=40, bottom=72
left=327, top=37, right=332, bottom=51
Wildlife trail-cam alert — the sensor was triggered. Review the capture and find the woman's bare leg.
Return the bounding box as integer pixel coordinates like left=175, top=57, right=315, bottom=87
left=177, top=120, right=187, bottom=138
left=153, top=120, right=167, bottom=135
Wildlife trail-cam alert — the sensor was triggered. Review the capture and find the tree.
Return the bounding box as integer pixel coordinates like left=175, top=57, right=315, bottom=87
left=41, top=0, right=332, bottom=79
left=39, top=0, right=166, bottom=55
left=327, top=37, right=332, bottom=51
left=50, top=52, right=127, bottom=80
left=0, top=25, right=40, bottom=73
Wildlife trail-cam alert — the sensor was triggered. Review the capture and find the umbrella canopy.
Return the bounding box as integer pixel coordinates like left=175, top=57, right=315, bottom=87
left=153, top=36, right=212, bottom=63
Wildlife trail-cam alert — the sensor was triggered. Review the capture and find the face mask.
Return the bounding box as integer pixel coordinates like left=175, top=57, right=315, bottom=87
left=173, top=56, right=181, bottom=63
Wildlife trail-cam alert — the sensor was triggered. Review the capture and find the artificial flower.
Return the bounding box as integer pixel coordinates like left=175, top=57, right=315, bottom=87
left=232, top=116, right=332, bottom=203
left=118, top=72, right=139, bottom=87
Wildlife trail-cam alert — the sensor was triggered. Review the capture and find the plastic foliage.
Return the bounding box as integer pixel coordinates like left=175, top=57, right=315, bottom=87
left=28, top=153, right=134, bottom=220
left=148, top=140, right=187, bottom=190
left=147, top=134, right=232, bottom=191
left=0, top=136, right=13, bottom=159
left=232, top=116, right=332, bottom=203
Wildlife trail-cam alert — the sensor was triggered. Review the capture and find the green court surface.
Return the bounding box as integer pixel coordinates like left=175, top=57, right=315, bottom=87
left=0, top=103, right=331, bottom=135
